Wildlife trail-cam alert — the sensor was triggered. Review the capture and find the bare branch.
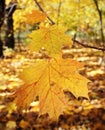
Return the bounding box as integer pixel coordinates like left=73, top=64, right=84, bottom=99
left=72, top=39, right=105, bottom=51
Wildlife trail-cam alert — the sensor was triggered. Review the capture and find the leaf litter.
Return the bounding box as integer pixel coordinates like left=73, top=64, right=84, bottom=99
left=0, top=46, right=105, bottom=129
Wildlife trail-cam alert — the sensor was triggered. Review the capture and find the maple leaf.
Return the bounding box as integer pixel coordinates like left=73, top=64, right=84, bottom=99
left=28, top=25, right=72, bottom=57
left=25, top=10, right=46, bottom=24
left=14, top=58, right=89, bottom=119
left=39, top=85, right=68, bottom=119
left=14, top=83, right=37, bottom=109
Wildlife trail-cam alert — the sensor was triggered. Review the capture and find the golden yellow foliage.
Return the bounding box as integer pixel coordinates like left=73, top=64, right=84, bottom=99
left=28, top=25, right=72, bottom=57
left=14, top=58, right=89, bottom=119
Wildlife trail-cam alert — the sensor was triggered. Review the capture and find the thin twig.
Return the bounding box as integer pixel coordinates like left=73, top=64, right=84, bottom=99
left=34, top=0, right=55, bottom=25
left=72, top=39, right=105, bottom=51
left=57, top=0, right=62, bottom=25
left=93, top=0, right=105, bottom=44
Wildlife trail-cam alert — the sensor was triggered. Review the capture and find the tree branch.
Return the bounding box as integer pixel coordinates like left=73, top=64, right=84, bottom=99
left=6, top=2, right=17, bottom=17
left=57, top=0, right=62, bottom=25
left=72, top=39, right=105, bottom=51
left=34, top=0, right=55, bottom=25
left=93, top=0, right=105, bottom=44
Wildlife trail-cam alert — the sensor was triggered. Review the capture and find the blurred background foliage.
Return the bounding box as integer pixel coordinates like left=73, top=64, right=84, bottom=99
left=0, top=0, right=104, bottom=49
left=9, top=0, right=105, bottom=44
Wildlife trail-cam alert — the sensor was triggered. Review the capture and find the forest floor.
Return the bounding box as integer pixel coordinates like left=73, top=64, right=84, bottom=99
left=0, top=44, right=105, bottom=130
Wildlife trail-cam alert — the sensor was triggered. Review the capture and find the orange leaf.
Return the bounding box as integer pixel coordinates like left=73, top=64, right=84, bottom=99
left=14, top=83, right=37, bottom=109
left=25, top=10, right=46, bottom=24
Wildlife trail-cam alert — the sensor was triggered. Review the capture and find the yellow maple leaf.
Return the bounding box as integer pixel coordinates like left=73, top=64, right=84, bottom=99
left=25, top=10, right=46, bottom=24
left=14, top=57, right=89, bottom=119
left=14, top=83, right=37, bottom=109
left=28, top=25, right=72, bottom=57
left=39, top=85, right=68, bottom=119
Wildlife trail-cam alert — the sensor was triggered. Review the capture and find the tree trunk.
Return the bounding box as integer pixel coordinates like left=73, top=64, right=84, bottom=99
left=5, top=2, right=17, bottom=49
left=0, top=39, right=3, bottom=57
left=0, top=0, right=5, bottom=57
